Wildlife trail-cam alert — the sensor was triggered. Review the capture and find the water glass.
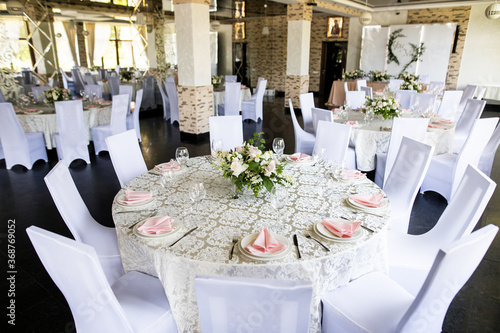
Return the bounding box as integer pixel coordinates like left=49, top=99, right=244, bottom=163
left=176, top=147, right=189, bottom=167
left=189, top=182, right=206, bottom=224
left=272, top=138, right=285, bottom=160
left=211, top=138, right=224, bottom=157
left=333, top=160, right=347, bottom=182
left=313, top=147, right=326, bottom=165
left=269, top=185, right=288, bottom=232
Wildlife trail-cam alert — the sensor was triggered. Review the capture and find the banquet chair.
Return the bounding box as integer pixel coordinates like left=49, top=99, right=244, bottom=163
left=106, top=130, right=147, bottom=187
left=165, top=80, right=180, bottom=124
left=311, top=107, right=333, bottom=134
left=250, top=77, right=265, bottom=96
left=0, top=140, right=4, bottom=160
left=389, top=164, right=496, bottom=296
left=289, top=99, right=315, bottom=155
left=0, top=103, right=48, bottom=170
left=419, top=74, right=430, bottom=84
left=84, top=72, right=96, bottom=85
left=452, top=99, right=486, bottom=153
left=356, top=79, right=367, bottom=90
left=359, top=86, right=372, bottom=98
left=388, top=79, right=404, bottom=92
left=91, top=94, right=129, bottom=155
left=195, top=276, right=313, bottom=333
left=158, top=79, right=171, bottom=121
left=383, top=137, right=434, bottom=234
left=98, top=68, right=107, bottom=81
left=218, top=82, right=241, bottom=116
left=436, top=90, right=463, bottom=121
left=44, top=161, right=125, bottom=285
left=299, top=92, right=315, bottom=133
left=27, top=226, right=177, bottom=333
left=119, top=85, right=133, bottom=114
left=428, top=81, right=445, bottom=94
left=457, top=84, right=477, bottom=113
left=343, top=81, right=349, bottom=92
left=142, top=76, right=156, bottom=110
left=242, top=79, right=267, bottom=122
left=108, top=76, right=120, bottom=97
left=60, top=69, right=74, bottom=92
left=225, top=75, right=237, bottom=83
left=209, top=115, right=243, bottom=151
left=126, top=89, right=144, bottom=141
left=374, top=117, right=429, bottom=188
left=314, top=120, right=356, bottom=169
left=409, top=93, right=436, bottom=114
left=476, top=87, right=486, bottom=100
left=84, top=84, right=103, bottom=100
left=345, top=91, right=366, bottom=110
left=478, top=123, right=500, bottom=177
left=321, top=224, right=498, bottom=333
left=395, top=90, right=417, bottom=110
left=165, top=77, right=175, bottom=84
left=71, top=68, right=86, bottom=97
left=421, top=117, right=497, bottom=202
left=53, top=100, right=90, bottom=165
left=31, top=86, right=50, bottom=102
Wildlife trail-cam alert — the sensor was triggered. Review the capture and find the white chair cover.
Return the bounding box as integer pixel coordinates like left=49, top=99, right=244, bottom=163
left=158, top=79, right=170, bottom=121
left=311, top=107, right=333, bottom=134
left=60, top=69, right=74, bottom=92
left=98, top=68, right=107, bottom=81
left=84, top=72, right=96, bottom=85
left=388, top=79, right=404, bottom=92
left=165, top=81, right=180, bottom=124
left=478, top=123, right=500, bottom=177
left=27, top=226, right=177, bottom=333
left=409, top=93, right=436, bottom=113
left=0, top=103, right=47, bottom=169
left=31, top=86, right=50, bottom=102
left=314, top=120, right=352, bottom=165
left=356, top=79, right=367, bottom=90
left=53, top=100, right=90, bottom=165
left=360, top=86, right=372, bottom=98
left=106, top=130, right=147, bottom=187
left=343, top=81, right=349, bottom=92
left=476, top=87, right=486, bottom=100
left=436, top=90, right=463, bottom=121
left=389, top=165, right=497, bottom=295
left=395, top=90, right=417, bottom=110
left=242, top=79, right=267, bottom=122
left=84, top=84, right=103, bottom=99
left=225, top=75, right=237, bottom=83
left=209, top=115, right=243, bottom=151
left=44, top=161, right=125, bottom=284
left=108, top=76, right=120, bottom=96
left=119, top=85, right=134, bottom=114
left=421, top=117, right=497, bottom=202
left=218, top=82, right=241, bottom=116
left=428, top=81, right=445, bottom=94
left=453, top=99, right=486, bottom=153
left=142, top=76, right=156, bottom=110
left=384, top=137, right=434, bottom=234
left=126, top=89, right=144, bottom=141
left=299, top=92, right=315, bottom=133
left=91, top=94, right=129, bottom=155
left=345, top=91, right=366, bottom=110
left=419, top=74, right=430, bottom=84
left=375, top=117, right=429, bottom=188
left=289, top=99, right=315, bottom=155
left=457, top=84, right=478, bottom=114
left=322, top=224, right=498, bottom=333
left=71, top=68, right=86, bottom=96
left=195, top=276, right=313, bottom=333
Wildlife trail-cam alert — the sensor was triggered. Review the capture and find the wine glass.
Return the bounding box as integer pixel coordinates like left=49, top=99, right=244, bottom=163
left=269, top=185, right=288, bottom=233
left=272, top=138, right=285, bottom=161
left=211, top=138, right=224, bottom=158
left=313, top=147, right=326, bottom=165
left=189, top=182, right=206, bottom=225
left=318, top=178, right=335, bottom=218
left=411, top=101, right=420, bottom=113
left=364, top=108, right=374, bottom=126
left=176, top=147, right=189, bottom=167
left=333, top=160, right=347, bottom=183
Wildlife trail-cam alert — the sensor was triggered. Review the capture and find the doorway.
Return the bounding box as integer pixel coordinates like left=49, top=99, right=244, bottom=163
left=233, top=42, right=249, bottom=87
left=319, top=42, right=348, bottom=104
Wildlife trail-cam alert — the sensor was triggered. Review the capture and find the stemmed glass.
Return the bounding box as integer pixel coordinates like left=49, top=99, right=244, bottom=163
left=272, top=138, right=285, bottom=161
left=189, top=182, right=206, bottom=225
left=333, top=160, right=347, bottom=186
left=318, top=178, right=336, bottom=218
left=313, top=147, right=326, bottom=166
left=364, top=108, right=374, bottom=125
left=211, top=138, right=224, bottom=158
left=411, top=101, right=420, bottom=113
left=269, top=185, right=288, bottom=233
left=176, top=147, right=189, bottom=167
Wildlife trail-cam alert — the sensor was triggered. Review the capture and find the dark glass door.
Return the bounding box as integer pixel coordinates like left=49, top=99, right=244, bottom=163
left=319, top=41, right=348, bottom=104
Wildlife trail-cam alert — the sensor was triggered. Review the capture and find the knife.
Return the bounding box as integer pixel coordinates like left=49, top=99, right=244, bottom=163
left=169, top=227, right=198, bottom=247
left=293, top=234, right=301, bottom=259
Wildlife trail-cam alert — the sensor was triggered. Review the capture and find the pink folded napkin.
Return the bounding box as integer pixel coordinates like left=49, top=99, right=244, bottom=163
left=428, top=124, right=444, bottom=129
left=24, top=109, right=39, bottom=113
left=119, top=189, right=153, bottom=205
left=350, top=193, right=385, bottom=208
left=155, top=160, right=181, bottom=172
left=137, top=216, right=174, bottom=235
left=345, top=121, right=359, bottom=125
left=342, top=169, right=366, bottom=180
left=85, top=105, right=100, bottom=109
left=245, top=228, right=286, bottom=254
left=322, top=219, right=361, bottom=238
left=436, top=119, right=452, bottom=124
left=402, top=108, right=411, bottom=113
left=333, top=108, right=342, bottom=113
left=290, top=153, right=311, bottom=162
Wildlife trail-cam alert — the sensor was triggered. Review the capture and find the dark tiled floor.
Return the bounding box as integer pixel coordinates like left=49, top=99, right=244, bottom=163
left=0, top=97, right=499, bottom=332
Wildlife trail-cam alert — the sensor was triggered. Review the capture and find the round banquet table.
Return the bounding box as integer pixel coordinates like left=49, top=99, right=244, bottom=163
left=112, top=156, right=391, bottom=332
left=326, top=80, right=388, bottom=107
left=336, top=111, right=455, bottom=171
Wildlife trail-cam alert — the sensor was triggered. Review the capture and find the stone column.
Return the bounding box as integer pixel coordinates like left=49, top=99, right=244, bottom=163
left=173, top=0, right=213, bottom=136
left=285, top=3, right=312, bottom=108
left=76, top=22, right=88, bottom=68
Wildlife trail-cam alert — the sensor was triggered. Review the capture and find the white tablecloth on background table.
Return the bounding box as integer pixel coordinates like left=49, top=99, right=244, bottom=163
left=213, top=87, right=252, bottom=115
left=112, top=156, right=391, bottom=332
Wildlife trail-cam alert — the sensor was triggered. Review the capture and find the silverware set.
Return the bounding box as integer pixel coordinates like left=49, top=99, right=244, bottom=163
left=293, top=234, right=301, bottom=259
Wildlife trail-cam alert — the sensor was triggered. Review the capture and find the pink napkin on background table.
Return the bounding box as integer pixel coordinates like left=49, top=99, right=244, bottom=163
left=155, top=160, right=181, bottom=172
left=245, top=228, right=286, bottom=254
left=428, top=124, right=444, bottom=129
left=345, top=121, right=358, bottom=125
left=119, top=189, right=153, bottom=205
left=350, top=193, right=385, bottom=208
left=24, top=109, right=39, bottom=113
left=436, top=119, right=452, bottom=124
left=137, top=216, right=174, bottom=235
left=290, top=153, right=312, bottom=162
left=85, top=105, right=100, bottom=109
left=322, top=219, right=361, bottom=238
left=342, top=169, right=366, bottom=180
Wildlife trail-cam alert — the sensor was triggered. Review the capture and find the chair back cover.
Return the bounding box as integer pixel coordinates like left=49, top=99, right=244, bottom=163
left=195, top=276, right=313, bottom=333
left=119, top=85, right=134, bottom=113
left=0, top=103, right=32, bottom=168
left=165, top=81, right=180, bottom=124
left=345, top=91, right=366, bottom=110
left=21, top=68, right=33, bottom=84
left=32, top=86, right=50, bottom=102
left=458, top=84, right=478, bottom=113
left=225, top=75, right=237, bottom=83
left=428, top=81, right=445, bottom=94
left=108, top=76, right=120, bottom=96
left=209, top=115, right=243, bottom=151
left=106, top=130, right=147, bottom=187
left=98, top=68, right=107, bottom=81
left=410, top=93, right=437, bottom=113
left=356, top=79, right=367, bottom=90
left=26, top=226, right=133, bottom=332
left=84, top=84, right=103, bottom=99
left=54, top=100, right=90, bottom=165
left=84, top=72, right=96, bottom=85
left=289, top=99, right=315, bottom=154
left=454, top=99, right=486, bottom=147
left=344, top=81, right=349, bottom=92
left=222, top=82, right=241, bottom=116
left=395, top=90, right=417, bottom=110
left=478, top=123, right=500, bottom=177
left=128, top=89, right=144, bottom=140
left=476, top=87, right=486, bottom=100
left=419, top=74, right=430, bottom=84
left=388, top=79, right=404, bottom=92
left=437, top=90, right=463, bottom=121
left=360, top=86, right=372, bottom=98
left=311, top=107, right=333, bottom=134
left=158, top=79, right=170, bottom=121
left=242, top=79, right=267, bottom=122
left=384, top=137, right=434, bottom=233
left=397, top=224, right=498, bottom=332
left=314, top=120, right=351, bottom=164
left=71, top=68, right=86, bottom=96
left=110, top=94, right=129, bottom=135
left=299, top=92, right=315, bottom=133
left=142, top=76, right=156, bottom=110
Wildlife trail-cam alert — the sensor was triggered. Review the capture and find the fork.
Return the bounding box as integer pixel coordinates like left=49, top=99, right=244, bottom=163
left=304, top=232, right=330, bottom=251
left=229, top=235, right=238, bottom=260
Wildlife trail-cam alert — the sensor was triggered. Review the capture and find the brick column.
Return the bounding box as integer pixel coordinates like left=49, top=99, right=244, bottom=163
left=285, top=3, right=312, bottom=108
left=76, top=22, right=88, bottom=68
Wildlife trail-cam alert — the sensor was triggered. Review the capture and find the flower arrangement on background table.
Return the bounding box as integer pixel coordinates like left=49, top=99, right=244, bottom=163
left=365, top=95, right=401, bottom=120
left=214, top=132, right=293, bottom=197
left=211, top=75, right=224, bottom=90
left=43, top=87, right=72, bottom=104
left=343, top=70, right=365, bottom=80
left=397, top=72, right=422, bottom=92
left=120, top=70, right=133, bottom=82
left=370, top=70, right=391, bottom=82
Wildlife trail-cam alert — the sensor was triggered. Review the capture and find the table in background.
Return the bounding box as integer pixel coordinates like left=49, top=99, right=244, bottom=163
left=327, top=80, right=388, bottom=107
left=112, top=156, right=391, bottom=332
left=213, top=86, right=252, bottom=115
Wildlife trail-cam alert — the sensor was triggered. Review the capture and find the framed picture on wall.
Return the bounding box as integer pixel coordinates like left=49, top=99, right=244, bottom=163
left=327, top=17, right=343, bottom=37
left=235, top=22, right=245, bottom=40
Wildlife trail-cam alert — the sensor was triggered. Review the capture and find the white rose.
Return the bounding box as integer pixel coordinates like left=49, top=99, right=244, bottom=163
left=231, top=160, right=249, bottom=177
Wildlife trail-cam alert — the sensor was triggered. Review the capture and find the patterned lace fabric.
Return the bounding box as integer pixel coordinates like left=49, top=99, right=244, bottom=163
left=112, top=157, right=391, bottom=333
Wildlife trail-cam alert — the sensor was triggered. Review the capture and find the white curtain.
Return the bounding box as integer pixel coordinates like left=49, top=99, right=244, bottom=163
left=132, top=26, right=148, bottom=69
left=94, top=23, right=111, bottom=67
left=86, top=23, right=95, bottom=67
left=63, top=21, right=78, bottom=65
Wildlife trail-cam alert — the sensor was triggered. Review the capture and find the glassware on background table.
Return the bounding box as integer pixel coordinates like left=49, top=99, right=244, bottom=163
left=269, top=185, right=288, bottom=233
left=313, top=147, right=326, bottom=165
left=211, top=138, right=224, bottom=157
left=364, top=108, right=374, bottom=126
left=176, top=147, right=189, bottom=167
left=272, top=137, right=285, bottom=161
left=411, top=101, right=420, bottom=113
left=333, top=160, right=347, bottom=184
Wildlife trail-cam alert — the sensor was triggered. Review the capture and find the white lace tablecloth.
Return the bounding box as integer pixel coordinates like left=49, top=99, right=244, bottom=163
left=340, top=111, right=455, bottom=171
left=112, top=157, right=391, bottom=332
left=213, top=87, right=252, bottom=115
left=16, top=104, right=112, bottom=149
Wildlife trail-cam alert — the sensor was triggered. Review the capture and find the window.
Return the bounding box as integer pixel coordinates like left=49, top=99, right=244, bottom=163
left=101, top=25, right=147, bottom=69
left=18, top=21, right=34, bottom=69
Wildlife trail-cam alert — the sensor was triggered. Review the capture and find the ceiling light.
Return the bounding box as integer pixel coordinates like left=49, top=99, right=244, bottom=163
left=485, top=1, right=500, bottom=19
left=359, top=0, right=372, bottom=25
left=210, top=20, right=221, bottom=31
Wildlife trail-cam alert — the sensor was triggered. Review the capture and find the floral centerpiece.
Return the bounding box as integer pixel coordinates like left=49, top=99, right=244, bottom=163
left=370, top=70, right=391, bottom=82
left=43, top=87, right=72, bottom=104
left=364, top=95, right=401, bottom=120
left=120, top=70, right=133, bottom=82
left=342, top=70, right=365, bottom=80
left=213, top=132, right=293, bottom=197
left=211, top=75, right=223, bottom=90
left=397, top=72, right=422, bottom=92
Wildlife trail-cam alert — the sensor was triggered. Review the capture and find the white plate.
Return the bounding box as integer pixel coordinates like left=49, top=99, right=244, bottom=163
left=115, top=192, right=155, bottom=208
left=23, top=110, right=43, bottom=115
left=133, top=218, right=183, bottom=239
left=150, top=162, right=185, bottom=175
left=238, top=232, right=291, bottom=261
left=346, top=196, right=389, bottom=213
left=285, top=155, right=314, bottom=165
left=314, top=222, right=364, bottom=242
